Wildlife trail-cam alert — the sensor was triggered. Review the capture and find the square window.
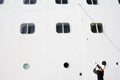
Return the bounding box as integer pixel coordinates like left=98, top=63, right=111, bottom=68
left=55, top=0, right=68, bottom=4
left=20, top=23, right=35, bottom=34
left=64, top=23, right=70, bottom=33
left=86, top=0, right=98, bottom=5
left=56, top=23, right=63, bottom=33
left=56, top=23, right=70, bottom=33
left=90, top=23, right=103, bottom=33
left=23, top=0, right=36, bottom=4
left=0, top=0, right=4, bottom=4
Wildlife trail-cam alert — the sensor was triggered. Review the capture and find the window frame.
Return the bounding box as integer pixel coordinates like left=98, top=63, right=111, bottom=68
left=91, top=23, right=103, bottom=33
left=20, top=23, right=35, bottom=34
left=56, top=23, right=70, bottom=33
left=86, top=0, right=98, bottom=5
left=55, top=0, right=68, bottom=4
left=23, top=0, right=36, bottom=4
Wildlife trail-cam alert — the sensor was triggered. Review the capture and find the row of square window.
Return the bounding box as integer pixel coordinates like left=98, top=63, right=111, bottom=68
left=0, top=0, right=120, bottom=4
left=20, top=23, right=103, bottom=34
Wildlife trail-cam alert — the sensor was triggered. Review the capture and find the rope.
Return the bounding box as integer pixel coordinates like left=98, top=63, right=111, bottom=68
left=78, top=4, right=120, bottom=62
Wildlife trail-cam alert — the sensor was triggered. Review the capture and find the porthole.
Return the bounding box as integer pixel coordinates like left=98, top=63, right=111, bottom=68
left=79, top=73, right=82, bottom=76
left=23, top=63, right=30, bottom=70
left=116, top=62, right=119, bottom=65
left=63, top=62, right=69, bottom=68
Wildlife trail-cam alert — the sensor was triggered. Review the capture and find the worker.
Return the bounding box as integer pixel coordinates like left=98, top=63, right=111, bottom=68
left=93, top=64, right=104, bottom=80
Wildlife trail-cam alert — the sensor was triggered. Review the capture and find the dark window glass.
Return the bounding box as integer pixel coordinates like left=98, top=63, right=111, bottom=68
left=23, top=0, right=36, bottom=4
left=118, top=0, right=120, bottom=4
left=91, top=23, right=103, bottom=33
left=56, top=23, right=63, bottom=33
left=63, top=62, right=69, bottom=68
left=97, top=23, right=103, bottom=33
left=21, top=24, right=27, bottom=34
left=86, top=0, right=92, bottom=4
left=28, top=23, right=35, bottom=34
left=91, top=23, right=97, bottom=33
left=93, top=0, right=98, bottom=4
left=30, top=0, right=36, bottom=4
left=64, top=23, right=70, bottom=33
left=62, top=0, right=68, bottom=4
left=0, top=0, right=4, bottom=4
left=21, top=23, right=35, bottom=34
left=86, top=0, right=98, bottom=5
left=23, top=0, right=29, bottom=4
left=56, top=0, right=61, bottom=4
left=55, top=0, right=68, bottom=4
left=56, top=23, right=70, bottom=33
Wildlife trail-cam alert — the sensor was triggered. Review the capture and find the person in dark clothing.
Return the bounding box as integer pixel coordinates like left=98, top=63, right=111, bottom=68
left=93, top=64, right=104, bottom=80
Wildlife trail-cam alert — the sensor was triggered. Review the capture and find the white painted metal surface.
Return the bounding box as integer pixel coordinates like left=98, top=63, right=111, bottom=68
left=0, top=0, right=120, bottom=80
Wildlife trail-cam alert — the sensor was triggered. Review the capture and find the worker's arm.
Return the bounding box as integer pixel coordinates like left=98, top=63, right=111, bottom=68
left=93, top=68, right=98, bottom=74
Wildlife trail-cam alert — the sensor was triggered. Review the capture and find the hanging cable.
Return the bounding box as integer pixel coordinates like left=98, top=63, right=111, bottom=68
left=78, top=4, right=120, bottom=61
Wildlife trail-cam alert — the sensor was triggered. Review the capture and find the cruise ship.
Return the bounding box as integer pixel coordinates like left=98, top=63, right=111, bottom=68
left=0, top=0, right=120, bottom=80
